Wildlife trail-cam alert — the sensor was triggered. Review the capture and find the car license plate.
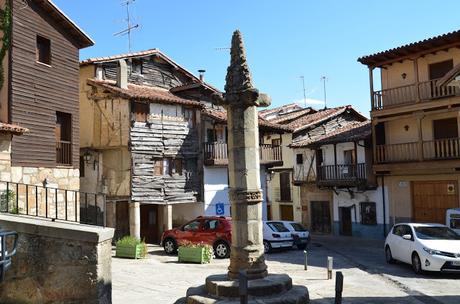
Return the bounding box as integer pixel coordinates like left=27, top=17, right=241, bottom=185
left=452, top=261, right=460, bottom=266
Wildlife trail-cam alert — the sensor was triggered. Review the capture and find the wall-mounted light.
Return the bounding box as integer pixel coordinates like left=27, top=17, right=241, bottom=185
left=404, top=125, right=409, bottom=131
left=83, top=150, right=92, bottom=163
left=401, top=73, right=407, bottom=79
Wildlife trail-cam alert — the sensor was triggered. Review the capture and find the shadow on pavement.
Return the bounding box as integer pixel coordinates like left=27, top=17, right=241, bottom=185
left=314, top=295, right=460, bottom=304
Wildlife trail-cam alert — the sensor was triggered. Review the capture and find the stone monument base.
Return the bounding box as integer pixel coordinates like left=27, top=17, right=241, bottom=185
left=185, top=273, right=309, bottom=304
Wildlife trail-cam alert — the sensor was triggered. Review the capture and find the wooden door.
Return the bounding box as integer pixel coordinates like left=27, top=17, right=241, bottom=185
left=115, top=201, right=130, bottom=241
left=311, top=201, right=331, bottom=233
left=280, top=204, right=294, bottom=221
left=140, top=204, right=160, bottom=244
left=279, top=172, right=291, bottom=201
left=412, top=181, right=459, bottom=224
left=339, top=207, right=352, bottom=236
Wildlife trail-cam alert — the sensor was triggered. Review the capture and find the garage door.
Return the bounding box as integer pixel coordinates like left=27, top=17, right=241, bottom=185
left=412, top=181, right=459, bottom=224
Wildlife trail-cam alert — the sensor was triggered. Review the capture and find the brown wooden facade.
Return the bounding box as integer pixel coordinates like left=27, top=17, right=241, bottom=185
left=7, top=0, right=93, bottom=168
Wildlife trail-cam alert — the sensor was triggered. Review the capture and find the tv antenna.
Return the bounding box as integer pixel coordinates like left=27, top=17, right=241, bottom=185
left=321, top=76, right=328, bottom=109
left=114, top=0, right=140, bottom=52
left=300, top=76, right=307, bottom=108
left=214, top=47, right=231, bottom=51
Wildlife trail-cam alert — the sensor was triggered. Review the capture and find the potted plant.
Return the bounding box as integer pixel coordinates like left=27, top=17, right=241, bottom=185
left=178, top=241, right=213, bottom=264
left=115, top=236, right=147, bottom=259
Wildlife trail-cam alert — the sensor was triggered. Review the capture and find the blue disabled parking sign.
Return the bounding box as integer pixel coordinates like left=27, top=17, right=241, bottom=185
left=215, top=203, right=225, bottom=216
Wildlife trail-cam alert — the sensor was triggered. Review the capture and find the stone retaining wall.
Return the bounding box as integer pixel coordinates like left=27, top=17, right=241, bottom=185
left=0, top=214, right=114, bottom=304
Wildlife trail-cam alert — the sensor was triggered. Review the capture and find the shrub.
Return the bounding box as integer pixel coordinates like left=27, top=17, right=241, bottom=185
left=116, top=236, right=148, bottom=258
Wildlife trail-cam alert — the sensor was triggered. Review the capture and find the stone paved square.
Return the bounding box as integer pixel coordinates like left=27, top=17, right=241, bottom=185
left=112, top=236, right=460, bottom=304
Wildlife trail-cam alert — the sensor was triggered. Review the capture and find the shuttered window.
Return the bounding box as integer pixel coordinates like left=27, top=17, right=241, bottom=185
left=132, top=102, right=149, bottom=122
left=36, top=35, right=51, bottom=65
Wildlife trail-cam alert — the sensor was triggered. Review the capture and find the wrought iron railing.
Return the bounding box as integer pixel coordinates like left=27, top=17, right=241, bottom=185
left=56, top=140, right=72, bottom=166
left=0, top=181, right=105, bottom=227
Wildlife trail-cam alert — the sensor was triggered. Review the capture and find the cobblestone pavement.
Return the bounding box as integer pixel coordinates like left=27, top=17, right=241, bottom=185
left=112, top=235, right=460, bottom=304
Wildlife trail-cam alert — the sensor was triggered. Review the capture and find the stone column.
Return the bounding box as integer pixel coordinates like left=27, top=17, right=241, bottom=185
left=129, top=201, right=141, bottom=239
left=214, top=30, right=271, bottom=280
left=163, top=204, right=173, bottom=231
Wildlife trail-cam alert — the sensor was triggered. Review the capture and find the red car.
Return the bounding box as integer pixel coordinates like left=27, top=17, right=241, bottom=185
left=161, top=216, right=232, bottom=259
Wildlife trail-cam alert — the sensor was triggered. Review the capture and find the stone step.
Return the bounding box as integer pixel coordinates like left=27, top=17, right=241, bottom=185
left=204, top=274, right=292, bottom=298
left=186, top=285, right=309, bottom=304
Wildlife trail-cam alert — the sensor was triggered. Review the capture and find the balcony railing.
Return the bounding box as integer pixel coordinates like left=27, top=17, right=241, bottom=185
left=56, top=140, right=72, bottom=166
left=373, top=78, right=459, bottom=110
left=317, top=163, right=367, bottom=185
left=0, top=181, right=106, bottom=227
left=272, top=187, right=292, bottom=202
left=203, top=142, right=282, bottom=164
left=376, top=137, right=460, bottom=163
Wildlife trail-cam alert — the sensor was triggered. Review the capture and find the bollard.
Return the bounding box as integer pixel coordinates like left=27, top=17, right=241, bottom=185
left=239, top=270, right=248, bottom=304
left=303, top=250, right=308, bottom=271
left=327, top=256, right=333, bottom=280
left=335, top=271, right=344, bottom=304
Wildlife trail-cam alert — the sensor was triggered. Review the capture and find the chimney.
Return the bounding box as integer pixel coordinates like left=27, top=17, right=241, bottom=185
left=117, top=59, right=128, bottom=89
left=96, top=66, right=104, bottom=80
left=198, top=69, right=206, bottom=82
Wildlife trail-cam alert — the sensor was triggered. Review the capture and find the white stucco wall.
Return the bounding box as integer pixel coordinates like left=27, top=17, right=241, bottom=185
left=333, top=186, right=389, bottom=225
left=203, top=166, right=268, bottom=219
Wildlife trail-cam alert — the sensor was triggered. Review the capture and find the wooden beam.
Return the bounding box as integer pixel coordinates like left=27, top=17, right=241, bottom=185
left=369, top=68, right=375, bottom=110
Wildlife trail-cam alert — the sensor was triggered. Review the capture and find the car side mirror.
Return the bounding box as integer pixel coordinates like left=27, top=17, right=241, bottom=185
left=402, top=234, right=412, bottom=240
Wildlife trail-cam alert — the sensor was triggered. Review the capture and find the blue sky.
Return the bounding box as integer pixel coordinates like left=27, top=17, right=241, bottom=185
left=55, top=0, right=460, bottom=116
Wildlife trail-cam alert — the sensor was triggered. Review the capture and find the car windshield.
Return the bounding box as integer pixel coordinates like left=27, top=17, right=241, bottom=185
left=290, top=223, right=307, bottom=232
left=414, top=226, right=460, bottom=240
left=267, top=222, right=289, bottom=232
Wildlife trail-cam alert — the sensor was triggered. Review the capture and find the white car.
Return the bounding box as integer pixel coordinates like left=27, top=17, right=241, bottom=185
left=385, top=223, right=460, bottom=273
left=263, top=221, right=294, bottom=253
left=278, top=221, right=310, bottom=250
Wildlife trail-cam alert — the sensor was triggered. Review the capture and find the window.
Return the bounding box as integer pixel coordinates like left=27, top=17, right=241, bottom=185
left=272, top=138, right=281, bottom=147
left=36, top=35, right=51, bottom=65
left=153, top=158, right=183, bottom=176
left=203, top=219, right=219, bottom=230
left=132, top=102, right=149, bottom=122
left=184, top=108, right=196, bottom=128
left=183, top=220, right=201, bottom=232
left=360, top=202, right=376, bottom=225
left=296, top=154, right=303, bottom=165
left=267, top=222, right=290, bottom=232
left=56, top=112, right=72, bottom=165
left=207, top=129, right=216, bottom=142
left=429, top=59, right=453, bottom=80
left=153, top=159, right=163, bottom=176
left=131, top=58, right=143, bottom=74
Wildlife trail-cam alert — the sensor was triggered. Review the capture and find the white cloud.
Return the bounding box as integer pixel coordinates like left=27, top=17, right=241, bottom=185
left=294, top=98, right=325, bottom=107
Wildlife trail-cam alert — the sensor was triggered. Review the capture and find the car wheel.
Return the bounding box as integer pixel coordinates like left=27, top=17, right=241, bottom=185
left=385, top=246, right=395, bottom=264
left=214, top=241, right=230, bottom=259
left=263, top=240, right=272, bottom=254
left=163, top=238, right=177, bottom=255
left=412, top=252, right=423, bottom=274
left=297, top=244, right=307, bottom=250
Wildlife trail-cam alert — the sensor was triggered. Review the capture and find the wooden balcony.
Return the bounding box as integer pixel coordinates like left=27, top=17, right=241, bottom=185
left=316, top=163, right=367, bottom=187
left=376, top=137, right=460, bottom=163
left=56, top=140, right=72, bottom=166
left=203, top=142, right=283, bottom=167
left=373, top=78, right=459, bottom=111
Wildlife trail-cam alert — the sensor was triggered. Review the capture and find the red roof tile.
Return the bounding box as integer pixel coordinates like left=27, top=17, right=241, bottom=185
left=202, top=108, right=292, bottom=132
left=87, top=79, right=202, bottom=107
left=0, top=123, right=29, bottom=135
left=286, top=105, right=366, bottom=133
left=270, top=108, right=316, bottom=124
left=291, top=121, right=371, bottom=148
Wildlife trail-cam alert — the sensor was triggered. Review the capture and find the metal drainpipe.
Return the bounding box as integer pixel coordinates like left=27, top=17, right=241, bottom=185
left=381, top=175, right=386, bottom=237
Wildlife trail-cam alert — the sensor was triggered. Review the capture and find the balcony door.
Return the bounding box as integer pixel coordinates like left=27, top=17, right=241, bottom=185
left=432, top=118, right=459, bottom=159
left=56, top=112, right=72, bottom=165
left=343, top=150, right=356, bottom=178
left=429, top=59, right=454, bottom=98
left=279, top=172, right=291, bottom=202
